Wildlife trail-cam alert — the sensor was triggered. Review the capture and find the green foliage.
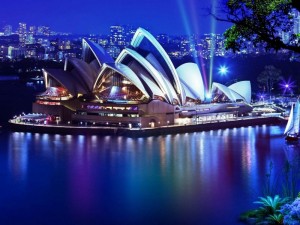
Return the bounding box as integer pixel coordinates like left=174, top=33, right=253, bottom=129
left=222, top=0, right=300, bottom=53
left=266, top=213, right=283, bottom=224
left=240, top=195, right=289, bottom=224
left=240, top=159, right=300, bottom=224
left=240, top=195, right=288, bottom=224
left=240, top=209, right=259, bottom=220
left=281, top=161, right=299, bottom=199
left=254, top=195, right=289, bottom=215
left=257, top=65, right=282, bottom=95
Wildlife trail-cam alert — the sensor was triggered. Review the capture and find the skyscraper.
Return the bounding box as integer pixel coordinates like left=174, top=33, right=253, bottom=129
left=37, top=26, right=50, bottom=36
left=3, top=25, right=12, bottom=36
left=281, top=9, right=300, bottom=44
left=110, top=25, right=125, bottom=46
left=292, top=9, right=300, bottom=35
left=18, top=22, right=27, bottom=46
left=29, top=26, right=36, bottom=36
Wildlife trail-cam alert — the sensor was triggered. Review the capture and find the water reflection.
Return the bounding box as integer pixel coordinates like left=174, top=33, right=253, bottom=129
left=4, top=125, right=300, bottom=224
left=8, top=132, right=29, bottom=179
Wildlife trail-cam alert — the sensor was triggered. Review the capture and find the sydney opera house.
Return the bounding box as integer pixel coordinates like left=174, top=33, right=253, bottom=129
left=32, top=28, right=252, bottom=128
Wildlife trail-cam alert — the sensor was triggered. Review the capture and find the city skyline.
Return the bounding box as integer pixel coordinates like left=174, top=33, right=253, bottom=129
left=0, top=0, right=231, bottom=35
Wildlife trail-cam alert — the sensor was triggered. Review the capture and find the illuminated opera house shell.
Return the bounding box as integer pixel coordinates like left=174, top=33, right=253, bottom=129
left=211, top=81, right=251, bottom=104
left=42, top=28, right=206, bottom=106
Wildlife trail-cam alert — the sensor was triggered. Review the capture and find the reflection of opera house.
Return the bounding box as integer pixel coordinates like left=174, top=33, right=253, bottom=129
left=32, top=28, right=252, bottom=128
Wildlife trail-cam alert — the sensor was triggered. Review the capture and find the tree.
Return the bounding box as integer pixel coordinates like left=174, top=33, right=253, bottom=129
left=218, top=0, right=300, bottom=53
left=257, top=65, right=283, bottom=95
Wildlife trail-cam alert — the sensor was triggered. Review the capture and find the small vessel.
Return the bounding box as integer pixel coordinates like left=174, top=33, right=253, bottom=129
left=284, top=101, right=300, bottom=142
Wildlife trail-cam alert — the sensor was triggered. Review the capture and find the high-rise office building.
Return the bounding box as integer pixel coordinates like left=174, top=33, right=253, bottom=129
left=292, top=9, right=300, bottom=35
left=29, top=26, right=36, bottom=35
left=281, top=9, right=300, bottom=44
left=18, top=23, right=27, bottom=46
left=37, top=26, right=50, bottom=36
left=3, top=25, right=12, bottom=36
left=110, top=25, right=126, bottom=46
left=26, top=34, right=35, bottom=44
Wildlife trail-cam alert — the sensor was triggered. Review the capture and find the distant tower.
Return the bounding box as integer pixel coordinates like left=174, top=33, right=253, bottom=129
left=215, top=34, right=225, bottom=56
left=37, top=26, right=50, bottom=36
left=29, top=26, right=36, bottom=36
left=292, top=9, right=300, bottom=35
left=18, top=22, right=27, bottom=46
left=124, top=25, right=136, bottom=45
left=204, top=33, right=216, bottom=58
left=280, top=9, right=300, bottom=44
left=110, top=25, right=125, bottom=46
left=3, top=25, right=12, bottom=36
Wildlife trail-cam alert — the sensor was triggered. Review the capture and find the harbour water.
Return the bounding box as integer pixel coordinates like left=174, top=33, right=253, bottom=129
left=0, top=79, right=299, bottom=225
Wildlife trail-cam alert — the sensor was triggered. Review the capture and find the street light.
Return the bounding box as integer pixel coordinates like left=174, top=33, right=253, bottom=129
left=280, top=78, right=295, bottom=96
left=258, top=93, right=265, bottom=103
left=218, top=65, right=228, bottom=76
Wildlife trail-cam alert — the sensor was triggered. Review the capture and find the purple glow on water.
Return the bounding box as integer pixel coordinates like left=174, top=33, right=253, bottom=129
left=0, top=125, right=297, bottom=225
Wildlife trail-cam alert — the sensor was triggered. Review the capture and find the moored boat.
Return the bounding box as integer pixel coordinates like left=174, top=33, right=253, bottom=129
left=284, top=101, right=300, bottom=142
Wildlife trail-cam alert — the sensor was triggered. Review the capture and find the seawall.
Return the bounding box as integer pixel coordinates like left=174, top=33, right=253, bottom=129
left=7, top=116, right=284, bottom=137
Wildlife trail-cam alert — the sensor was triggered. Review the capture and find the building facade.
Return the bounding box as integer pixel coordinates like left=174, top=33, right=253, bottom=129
left=32, top=28, right=252, bottom=128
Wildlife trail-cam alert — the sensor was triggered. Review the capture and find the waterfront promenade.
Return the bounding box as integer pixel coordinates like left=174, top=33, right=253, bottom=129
left=8, top=115, right=284, bottom=137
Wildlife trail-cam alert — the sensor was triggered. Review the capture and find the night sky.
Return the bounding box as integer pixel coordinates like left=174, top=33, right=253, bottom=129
left=0, top=0, right=231, bottom=35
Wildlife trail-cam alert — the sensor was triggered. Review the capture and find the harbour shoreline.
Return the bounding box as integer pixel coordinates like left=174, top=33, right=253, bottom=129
left=7, top=116, right=284, bottom=137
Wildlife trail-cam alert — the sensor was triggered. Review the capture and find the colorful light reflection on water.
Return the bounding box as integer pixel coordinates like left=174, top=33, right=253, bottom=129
left=0, top=125, right=298, bottom=225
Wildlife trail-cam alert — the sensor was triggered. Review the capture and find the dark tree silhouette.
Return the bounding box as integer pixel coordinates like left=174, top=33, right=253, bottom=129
left=257, top=65, right=283, bottom=95
left=218, top=0, right=300, bottom=53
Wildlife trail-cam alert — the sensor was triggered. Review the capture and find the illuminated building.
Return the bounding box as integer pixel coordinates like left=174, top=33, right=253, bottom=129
left=211, top=81, right=251, bottom=104
left=32, top=28, right=252, bottom=128
left=8, top=46, right=26, bottom=59
left=18, top=23, right=27, bottom=46
left=3, top=25, right=12, bottom=36
left=110, top=25, right=126, bottom=46
left=0, top=46, right=8, bottom=59
left=37, top=26, right=50, bottom=36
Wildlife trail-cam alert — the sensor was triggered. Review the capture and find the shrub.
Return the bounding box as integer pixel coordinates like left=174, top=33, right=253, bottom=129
left=240, top=195, right=289, bottom=224
left=280, top=197, right=300, bottom=225
left=254, top=195, right=290, bottom=216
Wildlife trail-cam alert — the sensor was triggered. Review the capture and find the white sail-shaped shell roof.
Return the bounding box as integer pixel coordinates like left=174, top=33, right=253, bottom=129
left=82, top=38, right=114, bottom=67
left=66, top=58, right=96, bottom=92
left=212, top=81, right=251, bottom=103
left=43, top=68, right=88, bottom=96
left=212, top=82, right=235, bottom=101
left=138, top=72, right=166, bottom=101
left=228, top=81, right=251, bottom=104
left=44, top=27, right=254, bottom=107
left=94, top=63, right=150, bottom=99
left=176, top=63, right=205, bottom=102
left=116, top=48, right=175, bottom=103
left=131, top=28, right=184, bottom=105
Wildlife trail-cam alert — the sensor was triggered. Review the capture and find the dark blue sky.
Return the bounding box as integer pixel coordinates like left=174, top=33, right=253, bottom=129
left=0, top=0, right=231, bottom=35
